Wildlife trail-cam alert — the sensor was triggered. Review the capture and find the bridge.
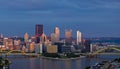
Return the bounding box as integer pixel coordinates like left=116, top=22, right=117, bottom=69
left=74, top=46, right=120, bottom=58
left=94, top=46, right=120, bottom=54
left=6, top=50, right=27, bottom=56
left=0, top=50, right=39, bottom=57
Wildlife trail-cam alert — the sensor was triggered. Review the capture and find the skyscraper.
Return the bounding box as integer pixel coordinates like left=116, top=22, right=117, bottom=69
left=54, top=27, right=60, bottom=41
left=65, top=29, right=72, bottom=45
left=77, top=31, right=82, bottom=45
left=84, top=39, right=91, bottom=52
left=24, top=32, right=29, bottom=42
left=40, top=33, right=47, bottom=43
left=51, top=33, right=57, bottom=44
left=35, top=24, right=43, bottom=43
left=35, top=24, right=43, bottom=37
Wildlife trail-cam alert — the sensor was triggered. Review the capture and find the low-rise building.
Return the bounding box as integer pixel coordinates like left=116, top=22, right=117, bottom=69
left=47, top=45, right=58, bottom=53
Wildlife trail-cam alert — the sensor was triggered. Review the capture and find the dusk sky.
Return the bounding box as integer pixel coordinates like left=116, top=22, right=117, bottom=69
left=0, top=0, right=120, bottom=38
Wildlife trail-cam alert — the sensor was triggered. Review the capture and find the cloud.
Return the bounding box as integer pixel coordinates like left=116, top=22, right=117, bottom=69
left=0, top=0, right=120, bottom=25
left=0, top=0, right=120, bottom=11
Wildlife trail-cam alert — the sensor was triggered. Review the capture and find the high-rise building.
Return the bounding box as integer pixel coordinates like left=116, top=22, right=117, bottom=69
left=54, top=27, right=60, bottom=41
left=29, top=42, right=35, bottom=52
left=77, top=31, right=82, bottom=45
left=65, top=29, right=72, bottom=45
left=24, top=32, right=29, bottom=42
left=35, top=24, right=43, bottom=37
left=51, top=33, right=57, bottom=43
left=35, top=24, right=43, bottom=43
left=40, top=33, right=47, bottom=43
left=0, top=34, right=3, bottom=38
left=40, top=43, right=43, bottom=54
left=84, top=39, right=91, bottom=52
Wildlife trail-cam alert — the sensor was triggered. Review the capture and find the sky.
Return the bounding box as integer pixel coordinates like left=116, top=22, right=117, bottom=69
left=0, top=0, right=120, bottom=38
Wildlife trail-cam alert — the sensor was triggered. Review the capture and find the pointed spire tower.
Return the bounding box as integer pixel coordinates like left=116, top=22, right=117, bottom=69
left=24, top=32, right=29, bottom=42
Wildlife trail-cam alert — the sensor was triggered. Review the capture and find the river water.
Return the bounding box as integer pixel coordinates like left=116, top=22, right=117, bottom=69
left=7, top=54, right=120, bottom=69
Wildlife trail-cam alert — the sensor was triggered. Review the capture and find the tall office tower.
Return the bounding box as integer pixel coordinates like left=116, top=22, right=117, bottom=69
left=40, top=33, right=47, bottom=43
left=35, top=24, right=43, bottom=43
left=65, top=29, right=72, bottom=45
left=51, top=33, right=57, bottom=44
left=35, top=24, right=43, bottom=37
left=77, top=31, right=82, bottom=45
left=24, top=32, right=29, bottom=42
left=54, top=27, right=60, bottom=41
left=0, top=34, right=3, bottom=38
left=40, top=43, right=43, bottom=54
left=84, top=39, right=91, bottom=52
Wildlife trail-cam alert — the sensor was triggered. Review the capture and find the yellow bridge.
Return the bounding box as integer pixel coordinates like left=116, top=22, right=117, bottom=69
left=0, top=50, right=39, bottom=57
left=6, top=50, right=27, bottom=55
left=94, top=46, right=120, bottom=54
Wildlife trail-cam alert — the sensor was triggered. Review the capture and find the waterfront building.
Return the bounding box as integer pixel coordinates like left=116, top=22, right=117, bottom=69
left=7, top=38, right=14, bottom=50
left=29, top=42, right=35, bottom=52
left=35, top=44, right=39, bottom=53
left=61, top=45, right=71, bottom=53
left=2, top=38, right=13, bottom=50
left=40, top=43, right=43, bottom=54
left=13, top=39, right=21, bottom=50
left=54, top=42, right=64, bottom=53
left=34, top=43, right=43, bottom=54
left=22, top=45, right=26, bottom=52
left=46, top=45, right=58, bottom=53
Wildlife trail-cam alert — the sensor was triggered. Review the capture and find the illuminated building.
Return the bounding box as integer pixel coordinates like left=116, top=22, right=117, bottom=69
left=22, top=45, right=26, bottom=52
left=31, top=36, right=36, bottom=42
left=40, top=33, right=47, bottom=43
left=77, top=30, right=82, bottom=45
left=29, top=42, right=35, bottom=52
left=14, top=40, right=21, bottom=50
left=3, top=38, right=8, bottom=47
left=24, top=32, right=29, bottom=42
left=0, top=34, right=3, bottom=38
left=35, top=43, right=43, bottom=54
left=51, top=33, right=57, bottom=43
left=65, top=29, right=72, bottom=45
left=3, top=38, right=14, bottom=50
left=8, top=39, right=13, bottom=50
left=54, top=27, right=60, bottom=41
left=35, top=24, right=43, bottom=43
left=35, top=24, right=43, bottom=37
left=46, top=45, right=58, bottom=53
left=40, top=43, right=43, bottom=54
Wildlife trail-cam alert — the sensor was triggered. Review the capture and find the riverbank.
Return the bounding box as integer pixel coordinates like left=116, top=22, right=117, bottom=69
left=40, top=56, right=85, bottom=60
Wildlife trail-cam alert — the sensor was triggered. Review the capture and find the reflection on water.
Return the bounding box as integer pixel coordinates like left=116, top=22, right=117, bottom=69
left=8, top=55, right=120, bottom=69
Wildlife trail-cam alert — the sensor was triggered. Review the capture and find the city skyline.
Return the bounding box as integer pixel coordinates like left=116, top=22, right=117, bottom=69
left=0, top=1, right=120, bottom=69
left=0, top=0, right=120, bottom=37
left=0, top=24, right=120, bottom=38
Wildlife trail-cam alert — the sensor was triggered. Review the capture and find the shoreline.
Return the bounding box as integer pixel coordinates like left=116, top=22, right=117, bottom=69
left=40, top=56, right=85, bottom=60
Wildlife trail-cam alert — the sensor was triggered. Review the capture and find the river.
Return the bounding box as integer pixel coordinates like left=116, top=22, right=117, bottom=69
left=7, top=54, right=120, bottom=69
